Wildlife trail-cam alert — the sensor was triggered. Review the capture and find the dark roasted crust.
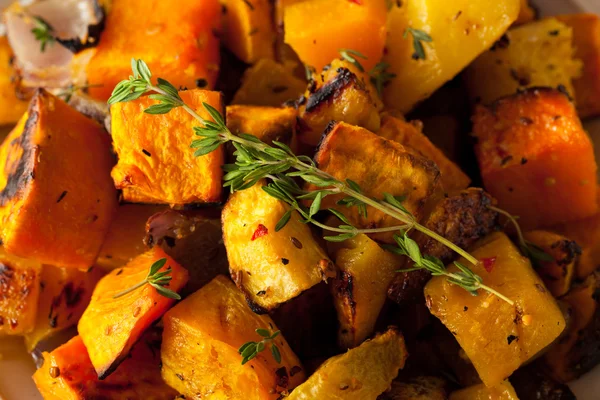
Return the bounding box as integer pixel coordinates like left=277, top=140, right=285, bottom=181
left=511, top=362, right=577, bottom=400
left=56, top=1, right=105, bottom=53
left=305, top=68, right=355, bottom=113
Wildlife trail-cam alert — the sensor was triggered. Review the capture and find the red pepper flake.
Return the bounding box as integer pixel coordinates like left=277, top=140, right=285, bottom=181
left=251, top=224, right=269, bottom=241
left=348, top=0, right=362, bottom=4
left=481, top=257, right=497, bottom=273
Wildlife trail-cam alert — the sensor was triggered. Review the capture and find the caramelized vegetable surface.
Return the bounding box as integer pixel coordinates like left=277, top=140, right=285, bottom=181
left=0, top=36, right=28, bottom=126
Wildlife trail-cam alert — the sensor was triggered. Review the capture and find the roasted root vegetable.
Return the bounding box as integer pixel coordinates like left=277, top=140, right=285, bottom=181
left=0, top=36, right=29, bottom=126
left=287, top=328, right=407, bottom=400
left=0, top=248, right=41, bottom=335
left=283, top=0, right=386, bottom=71
left=425, top=232, right=566, bottom=387
left=222, top=180, right=331, bottom=311
left=378, top=115, right=470, bottom=192
left=298, top=58, right=382, bottom=146
left=0, top=90, right=117, bottom=268
left=232, top=59, right=307, bottom=106
left=309, top=122, right=440, bottom=243
left=464, top=18, right=582, bottom=106
left=383, top=0, right=520, bottom=113
left=556, top=14, right=600, bottom=118
left=472, top=88, right=598, bottom=229
left=33, top=332, right=177, bottom=400
left=449, top=380, right=519, bottom=400
left=327, top=232, right=403, bottom=348
left=24, top=265, right=104, bottom=352
left=161, top=275, right=305, bottom=399
left=86, top=0, right=221, bottom=101
left=78, top=247, right=188, bottom=378
left=220, top=0, right=276, bottom=63
left=379, top=376, right=448, bottom=400
left=110, top=89, right=224, bottom=205
left=522, top=230, right=580, bottom=297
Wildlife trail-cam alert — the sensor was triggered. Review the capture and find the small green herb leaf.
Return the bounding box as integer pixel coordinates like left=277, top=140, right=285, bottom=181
left=31, top=16, right=55, bottom=52
left=404, top=27, right=432, bottom=60
left=339, top=49, right=367, bottom=72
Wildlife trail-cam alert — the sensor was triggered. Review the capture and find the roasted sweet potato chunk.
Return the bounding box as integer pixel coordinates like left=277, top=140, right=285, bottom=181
left=287, top=328, right=407, bottom=400
left=86, top=0, right=221, bottom=101
left=0, top=90, right=117, bottom=268
left=425, top=232, right=565, bottom=387
left=222, top=180, right=331, bottom=311
left=309, top=122, right=440, bottom=243
left=450, top=381, right=519, bottom=400
left=111, top=89, right=224, bottom=206
left=33, top=332, right=177, bottom=400
left=472, top=88, right=598, bottom=229
left=0, top=36, right=28, bottom=126
left=0, top=248, right=41, bottom=335
left=78, top=247, right=188, bottom=378
left=161, top=275, right=305, bottom=399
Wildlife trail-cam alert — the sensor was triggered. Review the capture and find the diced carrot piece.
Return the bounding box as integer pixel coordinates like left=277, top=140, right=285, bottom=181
left=33, top=332, right=177, bottom=400
left=0, top=36, right=28, bottom=125
left=78, top=247, right=188, bottom=378
left=0, top=90, right=117, bottom=268
left=283, top=0, right=386, bottom=71
left=86, top=0, right=221, bottom=101
left=472, top=88, right=598, bottom=229
left=110, top=89, right=224, bottom=205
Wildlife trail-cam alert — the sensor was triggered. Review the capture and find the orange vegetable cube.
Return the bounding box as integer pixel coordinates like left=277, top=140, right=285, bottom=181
left=0, top=36, right=28, bottom=125
left=78, top=247, right=188, bottom=378
left=0, top=90, right=117, bottom=268
left=472, top=88, right=598, bottom=229
left=110, top=89, right=224, bottom=206
left=86, top=0, right=221, bottom=101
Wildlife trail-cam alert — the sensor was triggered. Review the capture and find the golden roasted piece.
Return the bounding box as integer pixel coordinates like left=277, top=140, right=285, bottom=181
left=327, top=232, right=403, bottom=348
left=161, top=275, right=305, bottom=399
left=523, top=230, right=580, bottom=297
left=24, top=265, right=104, bottom=351
left=110, top=89, right=224, bottom=206
left=233, top=59, right=307, bottom=106
left=0, top=36, right=28, bottom=126
left=220, top=0, right=276, bottom=63
left=0, top=90, right=117, bottom=268
left=449, top=381, right=519, bottom=400
left=0, top=248, right=41, bottom=335
left=465, top=18, right=582, bottom=106
left=287, top=328, right=407, bottom=400
left=383, top=0, right=520, bottom=113
left=310, top=122, right=440, bottom=243
left=85, top=0, right=221, bottom=101
left=298, top=59, right=382, bottom=146
left=78, top=247, right=188, bottom=378
left=425, top=232, right=565, bottom=387
left=222, top=180, right=331, bottom=311
left=379, top=376, right=448, bottom=400
left=378, top=115, right=470, bottom=192
left=33, top=332, right=177, bottom=400
left=387, top=188, right=498, bottom=305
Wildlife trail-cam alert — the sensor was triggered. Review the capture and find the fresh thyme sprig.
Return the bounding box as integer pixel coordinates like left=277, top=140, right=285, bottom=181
left=112, top=258, right=181, bottom=300
left=57, top=83, right=103, bottom=102
left=31, top=16, right=55, bottom=52
left=238, top=328, right=281, bottom=365
left=404, top=27, right=432, bottom=60
left=339, top=48, right=367, bottom=72
left=369, top=62, right=396, bottom=97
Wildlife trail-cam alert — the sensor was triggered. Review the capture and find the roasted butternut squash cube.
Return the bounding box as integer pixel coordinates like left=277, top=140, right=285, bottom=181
left=298, top=58, right=382, bottom=146
left=86, top=0, right=221, bottom=101
left=33, top=332, right=177, bottom=400
left=0, top=37, right=28, bottom=126
left=464, top=18, right=582, bottom=106
left=78, top=247, right=188, bottom=378
left=222, top=180, right=331, bottom=312
left=283, top=0, right=386, bottom=71
left=380, top=376, right=448, bottom=400
left=233, top=59, right=307, bottom=106
left=0, top=90, right=117, bottom=268
left=556, top=14, right=600, bottom=118
left=514, top=0, right=536, bottom=26
left=523, top=230, right=580, bottom=297
left=24, top=265, right=104, bottom=352
left=0, top=248, right=41, bottom=335
left=287, top=328, right=407, bottom=400
left=111, top=89, right=224, bottom=206
left=472, top=88, right=598, bottom=229
left=383, top=0, right=520, bottom=113
left=450, top=381, right=519, bottom=400
left=220, top=0, right=276, bottom=63
left=327, top=233, right=403, bottom=349
left=96, top=205, right=167, bottom=271
left=309, top=122, right=440, bottom=243
left=161, top=275, right=305, bottom=399
left=425, top=232, right=565, bottom=387
left=379, top=115, right=470, bottom=192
